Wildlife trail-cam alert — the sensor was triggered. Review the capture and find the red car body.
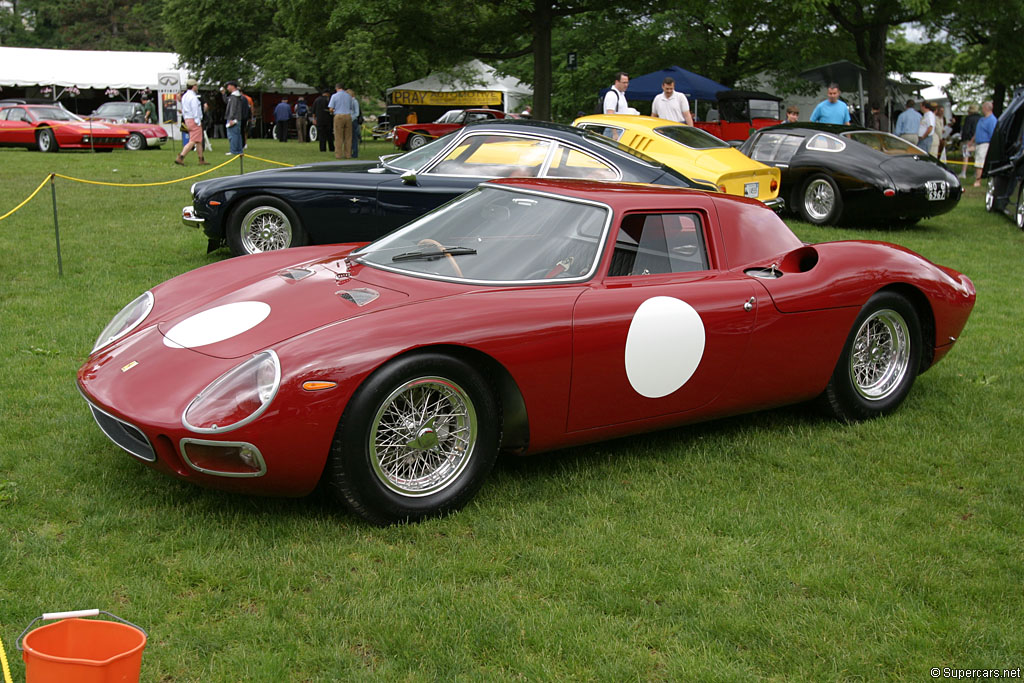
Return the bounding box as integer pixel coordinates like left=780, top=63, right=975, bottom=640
left=0, top=104, right=129, bottom=152
left=78, top=179, right=974, bottom=523
left=391, top=108, right=506, bottom=149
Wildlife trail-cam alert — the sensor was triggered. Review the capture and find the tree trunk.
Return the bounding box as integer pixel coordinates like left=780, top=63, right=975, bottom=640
left=531, top=0, right=552, bottom=121
left=993, top=82, right=1006, bottom=116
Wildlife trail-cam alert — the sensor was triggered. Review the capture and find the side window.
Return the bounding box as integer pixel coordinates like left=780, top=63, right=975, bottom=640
left=545, top=144, right=617, bottom=180
left=805, top=133, right=846, bottom=152
left=429, top=134, right=550, bottom=177
left=3, top=108, right=26, bottom=122
left=577, top=124, right=623, bottom=142
left=609, top=213, right=709, bottom=277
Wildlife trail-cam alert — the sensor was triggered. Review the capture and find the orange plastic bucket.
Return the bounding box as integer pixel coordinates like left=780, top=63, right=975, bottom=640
left=18, top=610, right=146, bottom=683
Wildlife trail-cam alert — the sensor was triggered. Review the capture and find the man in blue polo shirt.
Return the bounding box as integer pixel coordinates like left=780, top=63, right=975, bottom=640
left=810, top=83, right=851, bottom=125
left=973, top=100, right=998, bottom=187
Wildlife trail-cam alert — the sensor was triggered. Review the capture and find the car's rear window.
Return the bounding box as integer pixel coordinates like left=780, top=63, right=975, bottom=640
left=655, top=125, right=730, bottom=150
left=749, top=133, right=803, bottom=163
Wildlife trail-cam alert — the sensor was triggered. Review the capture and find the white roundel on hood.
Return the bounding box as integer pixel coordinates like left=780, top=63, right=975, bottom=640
left=624, top=296, right=705, bottom=398
left=163, top=301, right=271, bottom=349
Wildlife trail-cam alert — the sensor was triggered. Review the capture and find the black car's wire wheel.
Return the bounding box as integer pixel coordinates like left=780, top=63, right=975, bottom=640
left=820, top=291, right=922, bottom=421
left=798, top=174, right=843, bottom=225
left=226, top=196, right=307, bottom=257
left=327, top=353, right=500, bottom=525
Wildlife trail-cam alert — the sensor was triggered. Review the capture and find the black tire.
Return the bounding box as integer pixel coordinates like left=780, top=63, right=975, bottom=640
left=407, top=133, right=428, bottom=150
left=798, top=174, right=843, bottom=225
left=125, top=132, right=146, bottom=151
left=36, top=127, right=58, bottom=153
left=820, top=291, right=922, bottom=421
left=225, top=195, right=307, bottom=257
left=327, top=353, right=500, bottom=525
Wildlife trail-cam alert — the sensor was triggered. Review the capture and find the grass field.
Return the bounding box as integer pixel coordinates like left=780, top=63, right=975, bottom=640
left=1, top=138, right=1022, bottom=681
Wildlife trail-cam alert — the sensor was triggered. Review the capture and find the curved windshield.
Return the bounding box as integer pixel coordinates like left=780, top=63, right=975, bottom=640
left=843, top=131, right=926, bottom=155
left=28, top=107, right=82, bottom=122
left=381, top=133, right=455, bottom=172
left=655, top=125, right=730, bottom=150
left=96, top=102, right=134, bottom=115
left=357, top=185, right=610, bottom=284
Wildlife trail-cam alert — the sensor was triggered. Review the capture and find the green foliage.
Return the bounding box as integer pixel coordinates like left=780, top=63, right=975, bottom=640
left=1, top=0, right=169, bottom=49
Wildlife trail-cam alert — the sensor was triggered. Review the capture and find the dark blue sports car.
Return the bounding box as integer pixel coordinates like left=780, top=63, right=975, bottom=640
left=183, top=120, right=714, bottom=256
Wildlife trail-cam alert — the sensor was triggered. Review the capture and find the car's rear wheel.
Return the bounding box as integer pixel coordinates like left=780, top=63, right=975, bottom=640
left=408, top=134, right=428, bottom=150
left=309, top=124, right=318, bottom=142
left=125, top=132, right=146, bottom=151
left=820, top=291, right=922, bottom=421
left=798, top=174, right=843, bottom=225
left=226, top=196, right=307, bottom=257
left=327, top=353, right=500, bottom=525
left=36, top=127, right=57, bottom=153
left=985, top=184, right=995, bottom=212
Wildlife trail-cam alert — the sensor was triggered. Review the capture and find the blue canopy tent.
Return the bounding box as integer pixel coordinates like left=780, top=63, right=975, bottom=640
left=599, top=66, right=730, bottom=108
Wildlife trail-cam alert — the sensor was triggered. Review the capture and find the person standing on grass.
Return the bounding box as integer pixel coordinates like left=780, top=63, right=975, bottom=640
left=347, top=88, right=362, bottom=158
left=312, top=87, right=334, bottom=153
left=176, top=78, right=208, bottom=166
left=650, top=77, right=694, bottom=126
left=140, top=94, right=156, bottom=124
left=223, top=81, right=246, bottom=156
left=809, top=83, right=851, bottom=125
left=274, top=98, right=291, bottom=142
left=294, top=97, right=309, bottom=143
left=917, top=100, right=936, bottom=154
left=328, top=83, right=355, bottom=159
left=973, top=101, right=998, bottom=188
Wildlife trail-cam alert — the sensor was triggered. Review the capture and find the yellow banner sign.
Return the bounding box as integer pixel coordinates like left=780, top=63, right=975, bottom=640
left=390, top=90, right=502, bottom=107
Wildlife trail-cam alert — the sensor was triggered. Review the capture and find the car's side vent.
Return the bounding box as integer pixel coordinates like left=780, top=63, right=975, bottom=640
left=336, top=288, right=380, bottom=307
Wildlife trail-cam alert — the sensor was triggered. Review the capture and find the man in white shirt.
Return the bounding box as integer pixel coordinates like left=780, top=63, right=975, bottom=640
left=650, top=77, right=694, bottom=125
left=603, top=72, right=631, bottom=115
left=917, top=101, right=936, bottom=154
left=176, top=78, right=207, bottom=166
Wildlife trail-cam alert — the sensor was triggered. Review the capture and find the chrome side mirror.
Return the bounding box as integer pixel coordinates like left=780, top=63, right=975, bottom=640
left=401, top=171, right=418, bottom=186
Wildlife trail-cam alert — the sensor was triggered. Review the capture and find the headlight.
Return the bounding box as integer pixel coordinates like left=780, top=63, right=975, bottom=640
left=182, top=350, right=281, bottom=433
left=93, top=291, right=154, bottom=352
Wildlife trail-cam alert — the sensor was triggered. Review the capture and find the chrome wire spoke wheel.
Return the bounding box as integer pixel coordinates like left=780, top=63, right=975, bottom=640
left=804, top=178, right=835, bottom=221
left=1016, top=200, right=1024, bottom=230
left=369, top=377, right=477, bottom=496
left=240, top=206, right=292, bottom=253
left=985, top=185, right=995, bottom=212
left=849, top=309, right=911, bottom=401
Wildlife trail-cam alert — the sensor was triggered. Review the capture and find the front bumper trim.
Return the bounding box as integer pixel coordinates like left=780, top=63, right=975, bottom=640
left=182, top=205, right=204, bottom=228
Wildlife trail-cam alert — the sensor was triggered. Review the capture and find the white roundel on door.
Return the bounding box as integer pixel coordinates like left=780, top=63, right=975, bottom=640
left=624, top=296, right=706, bottom=398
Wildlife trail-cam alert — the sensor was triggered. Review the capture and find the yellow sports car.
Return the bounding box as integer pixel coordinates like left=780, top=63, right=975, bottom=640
left=573, top=114, right=782, bottom=208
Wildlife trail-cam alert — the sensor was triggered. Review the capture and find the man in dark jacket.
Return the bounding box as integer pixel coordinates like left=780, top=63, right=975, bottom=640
left=312, top=87, right=334, bottom=153
left=223, top=81, right=247, bottom=155
left=959, top=104, right=981, bottom=179
left=273, top=99, right=292, bottom=141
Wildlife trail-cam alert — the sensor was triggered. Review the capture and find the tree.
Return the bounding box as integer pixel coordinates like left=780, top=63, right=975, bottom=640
left=2, top=0, right=168, bottom=49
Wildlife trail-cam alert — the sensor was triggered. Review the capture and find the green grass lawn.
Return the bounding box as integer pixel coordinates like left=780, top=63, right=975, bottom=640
left=1, top=141, right=1022, bottom=681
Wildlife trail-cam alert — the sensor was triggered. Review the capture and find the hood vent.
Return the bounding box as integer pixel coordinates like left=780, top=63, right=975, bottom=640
left=337, top=288, right=380, bottom=307
left=278, top=268, right=315, bottom=282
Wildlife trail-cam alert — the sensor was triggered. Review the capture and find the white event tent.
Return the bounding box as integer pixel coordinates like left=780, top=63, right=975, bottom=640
left=386, top=60, right=533, bottom=115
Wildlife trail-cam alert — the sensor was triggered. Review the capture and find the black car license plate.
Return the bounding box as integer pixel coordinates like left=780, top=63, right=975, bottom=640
left=926, top=181, right=947, bottom=201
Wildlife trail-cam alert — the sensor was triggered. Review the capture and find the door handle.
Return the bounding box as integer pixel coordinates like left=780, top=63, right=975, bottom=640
left=743, top=297, right=755, bottom=312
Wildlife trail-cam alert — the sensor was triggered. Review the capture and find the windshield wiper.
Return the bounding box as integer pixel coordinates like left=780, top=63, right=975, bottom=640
left=392, top=245, right=478, bottom=262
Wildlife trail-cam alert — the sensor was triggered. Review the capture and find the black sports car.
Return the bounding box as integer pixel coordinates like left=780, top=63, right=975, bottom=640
left=739, top=123, right=962, bottom=226
left=982, top=90, right=1024, bottom=229
left=183, top=119, right=714, bottom=256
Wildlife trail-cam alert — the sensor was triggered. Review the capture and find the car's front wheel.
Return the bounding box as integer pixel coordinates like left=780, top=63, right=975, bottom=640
left=36, top=127, right=57, bottom=153
left=798, top=174, right=843, bottom=225
left=820, top=291, right=922, bottom=421
left=985, top=184, right=995, bottom=212
left=125, top=132, right=146, bottom=151
left=407, top=134, right=428, bottom=150
left=226, top=196, right=307, bottom=257
left=327, top=353, right=500, bottom=525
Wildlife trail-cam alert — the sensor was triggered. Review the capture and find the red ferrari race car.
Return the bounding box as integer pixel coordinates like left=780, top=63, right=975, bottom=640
left=0, top=103, right=128, bottom=152
left=79, top=179, right=975, bottom=524
left=391, top=108, right=505, bottom=150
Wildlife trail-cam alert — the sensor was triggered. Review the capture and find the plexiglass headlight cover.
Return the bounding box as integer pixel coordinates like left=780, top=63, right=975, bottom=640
left=93, top=291, right=154, bottom=352
left=182, top=350, right=281, bottom=434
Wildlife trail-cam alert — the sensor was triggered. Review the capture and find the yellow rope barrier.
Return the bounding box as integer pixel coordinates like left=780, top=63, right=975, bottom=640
left=239, top=153, right=294, bottom=168
left=54, top=155, right=240, bottom=187
left=0, top=173, right=53, bottom=222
